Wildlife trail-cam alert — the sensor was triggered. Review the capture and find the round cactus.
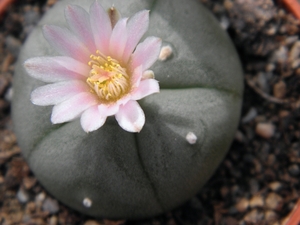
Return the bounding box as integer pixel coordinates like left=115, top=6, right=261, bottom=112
left=12, top=0, right=243, bottom=219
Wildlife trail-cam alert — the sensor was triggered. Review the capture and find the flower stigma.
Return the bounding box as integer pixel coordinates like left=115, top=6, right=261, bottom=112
left=87, top=50, right=130, bottom=103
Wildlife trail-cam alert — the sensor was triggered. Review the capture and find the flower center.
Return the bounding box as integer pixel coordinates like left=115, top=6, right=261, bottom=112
left=87, top=50, right=130, bottom=103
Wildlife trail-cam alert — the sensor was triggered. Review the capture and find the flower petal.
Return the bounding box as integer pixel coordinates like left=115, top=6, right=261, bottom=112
left=89, top=0, right=112, bottom=55
left=24, top=56, right=90, bottom=82
left=130, top=65, right=143, bottom=88
left=109, top=18, right=128, bottom=61
left=115, top=100, right=145, bottom=132
left=31, top=80, right=89, bottom=106
left=43, top=25, right=90, bottom=62
left=65, top=4, right=96, bottom=53
left=51, top=92, right=98, bottom=124
left=122, top=10, right=149, bottom=63
left=130, top=37, right=162, bottom=71
left=80, top=105, right=106, bottom=132
left=98, top=104, right=119, bottom=116
left=131, top=79, right=160, bottom=100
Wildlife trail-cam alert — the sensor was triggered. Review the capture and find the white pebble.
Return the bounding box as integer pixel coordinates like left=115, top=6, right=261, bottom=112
left=255, top=123, right=275, bottom=139
left=4, top=87, right=13, bottom=102
left=83, top=198, right=92, bottom=208
left=35, top=192, right=46, bottom=203
left=186, top=132, right=197, bottom=144
left=159, top=45, right=173, bottom=61
left=17, top=187, right=29, bottom=203
left=42, top=197, right=59, bottom=214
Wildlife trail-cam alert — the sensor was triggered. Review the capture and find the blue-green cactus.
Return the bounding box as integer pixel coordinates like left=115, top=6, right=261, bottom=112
left=12, top=0, right=243, bottom=219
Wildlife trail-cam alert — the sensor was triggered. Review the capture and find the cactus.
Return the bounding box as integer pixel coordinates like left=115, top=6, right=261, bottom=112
left=12, top=0, right=243, bottom=219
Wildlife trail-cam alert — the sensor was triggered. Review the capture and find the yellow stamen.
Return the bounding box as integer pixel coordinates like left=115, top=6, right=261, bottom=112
left=87, top=51, right=130, bottom=103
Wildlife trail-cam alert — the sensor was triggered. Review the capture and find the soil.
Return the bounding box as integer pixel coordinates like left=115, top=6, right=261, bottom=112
left=0, top=0, right=300, bottom=224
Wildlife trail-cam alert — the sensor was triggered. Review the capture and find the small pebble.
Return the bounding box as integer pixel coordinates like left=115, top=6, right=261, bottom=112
left=159, top=45, right=173, bottom=61
left=265, top=26, right=277, bottom=35
left=279, top=110, right=289, bottom=118
left=49, top=216, right=58, bottom=225
left=47, top=0, right=58, bottom=6
left=4, top=87, right=13, bottom=102
left=271, top=46, right=288, bottom=64
left=220, top=186, right=230, bottom=198
left=249, top=195, right=264, bottom=208
left=265, top=193, right=283, bottom=211
left=255, top=123, right=275, bottom=139
left=102, top=219, right=126, bottom=225
left=35, top=192, right=46, bottom=203
left=1, top=53, right=14, bottom=73
left=0, top=176, right=4, bottom=184
left=5, top=35, right=22, bottom=57
left=284, top=35, right=298, bottom=45
left=289, top=41, right=300, bottom=61
left=242, top=107, right=257, bottom=123
left=25, top=201, right=36, bottom=213
left=17, top=187, right=30, bottom=203
left=235, top=198, right=249, bottom=213
left=288, top=164, right=300, bottom=176
left=23, top=176, right=37, bottom=189
left=84, top=220, right=101, bottom=225
left=22, top=214, right=31, bottom=223
left=0, top=75, right=9, bottom=96
left=220, top=16, right=230, bottom=30
left=253, top=158, right=262, bottom=173
left=235, top=130, right=245, bottom=143
left=242, top=209, right=264, bottom=223
left=273, top=80, right=286, bottom=99
left=264, top=210, right=278, bottom=221
left=256, top=72, right=270, bottom=93
left=42, top=197, right=59, bottom=214
left=186, top=132, right=197, bottom=144
left=24, top=8, right=40, bottom=26
left=254, top=115, right=266, bottom=123
left=268, top=181, right=283, bottom=192
left=265, top=63, right=275, bottom=72
left=266, top=154, right=276, bottom=166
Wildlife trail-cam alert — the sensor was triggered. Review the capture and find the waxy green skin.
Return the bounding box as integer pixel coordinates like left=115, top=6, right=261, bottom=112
left=12, top=0, right=243, bottom=219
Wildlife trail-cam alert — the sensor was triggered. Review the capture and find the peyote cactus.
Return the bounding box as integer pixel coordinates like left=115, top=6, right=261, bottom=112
left=12, top=0, right=243, bottom=219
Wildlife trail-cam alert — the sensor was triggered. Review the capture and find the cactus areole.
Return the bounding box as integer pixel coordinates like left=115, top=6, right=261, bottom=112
left=12, top=0, right=243, bottom=219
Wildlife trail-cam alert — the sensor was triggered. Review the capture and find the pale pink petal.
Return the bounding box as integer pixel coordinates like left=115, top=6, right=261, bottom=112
left=122, top=10, right=149, bottom=63
left=130, top=37, right=162, bottom=71
left=98, top=104, right=119, bottom=116
left=115, top=100, right=145, bottom=132
left=24, top=57, right=90, bottom=82
left=43, top=25, right=90, bottom=62
left=80, top=105, right=106, bottom=132
left=51, top=92, right=98, bottom=124
left=130, top=65, right=143, bottom=88
left=109, top=18, right=128, bottom=61
left=31, top=80, right=89, bottom=106
left=89, top=0, right=112, bottom=55
left=65, top=4, right=96, bottom=53
left=131, top=79, right=159, bottom=100
left=116, top=94, right=131, bottom=106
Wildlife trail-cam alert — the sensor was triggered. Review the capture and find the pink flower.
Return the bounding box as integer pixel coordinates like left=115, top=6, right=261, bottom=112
left=24, top=1, right=162, bottom=133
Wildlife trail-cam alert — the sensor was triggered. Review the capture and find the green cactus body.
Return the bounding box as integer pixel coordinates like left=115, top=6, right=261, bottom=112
left=12, top=0, right=243, bottom=219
